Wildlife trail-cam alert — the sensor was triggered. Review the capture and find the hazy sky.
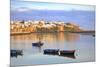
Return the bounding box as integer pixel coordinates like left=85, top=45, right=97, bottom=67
left=11, top=0, right=95, bottom=12
left=11, top=0, right=95, bottom=30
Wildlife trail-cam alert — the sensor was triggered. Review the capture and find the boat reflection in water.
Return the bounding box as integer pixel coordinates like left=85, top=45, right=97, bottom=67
left=43, top=49, right=75, bottom=59
left=10, top=50, right=23, bottom=58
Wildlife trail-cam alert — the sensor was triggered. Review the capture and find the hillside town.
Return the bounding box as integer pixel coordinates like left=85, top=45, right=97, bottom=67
left=10, top=20, right=82, bottom=34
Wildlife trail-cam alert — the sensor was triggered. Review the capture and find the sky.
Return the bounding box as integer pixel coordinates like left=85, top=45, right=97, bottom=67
left=11, top=0, right=95, bottom=11
left=11, top=0, right=95, bottom=30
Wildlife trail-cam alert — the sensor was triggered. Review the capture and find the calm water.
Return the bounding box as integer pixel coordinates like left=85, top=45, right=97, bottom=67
left=10, top=32, right=95, bottom=66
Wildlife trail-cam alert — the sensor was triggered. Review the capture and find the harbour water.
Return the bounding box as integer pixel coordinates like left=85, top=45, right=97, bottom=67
left=10, top=32, right=95, bottom=66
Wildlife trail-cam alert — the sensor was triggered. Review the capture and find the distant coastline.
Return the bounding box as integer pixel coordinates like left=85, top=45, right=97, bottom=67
left=10, top=20, right=95, bottom=36
left=71, top=30, right=95, bottom=33
left=10, top=30, right=95, bottom=36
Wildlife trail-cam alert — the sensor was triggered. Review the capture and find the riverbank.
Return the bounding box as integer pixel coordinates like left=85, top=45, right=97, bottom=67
left=11, top=32, right=31, bottom=35
left=71, top=30, right=95, bottom=33
left=71, top=30, right=95, bottom=37
left=10, top=30, right=95, bottom=36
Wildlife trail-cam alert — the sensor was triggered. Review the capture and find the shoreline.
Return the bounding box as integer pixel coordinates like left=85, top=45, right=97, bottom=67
left=11, top=32, right=31, bottom=35
left=71, top=30, right=95, bottom=33
left=10, top=30, right=95, bottom=36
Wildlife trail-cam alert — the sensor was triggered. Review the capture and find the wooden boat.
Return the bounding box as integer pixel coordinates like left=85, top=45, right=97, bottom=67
left=10, top=50, right=23, bottom=57
left=59, top=50, right=75, bottom=59
left=32, top=41, right=43, bottom=47
left=44, top=49, right=59, bottom=55
left=59, top=50, right=75, bottom=55
left=43, top=49, right=75, bottom=59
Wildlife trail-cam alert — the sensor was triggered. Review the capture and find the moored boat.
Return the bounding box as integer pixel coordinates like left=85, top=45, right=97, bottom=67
left=10, top=50, right=23, bottom=57
left=59, top=50, right=75, bottom=55
left=58, top=50, right=75, bottom=59
left=32, top=41, right=43, bottom=47
left=43, top=49, right=75, bottom=59
left=44, top=49, right=59, bottom=55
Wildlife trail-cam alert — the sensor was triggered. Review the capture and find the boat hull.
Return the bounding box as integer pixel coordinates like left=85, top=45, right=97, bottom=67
left=44, top=49, right=59, bottom=55
left=60, top=50, right=75, bottom=55
left=59, top=50, right=75, bottom=59
left=43, top=49, right=75, bottom=59
left=11, top=50, right=23, bottom=57
left=32, top=42, right=43, bottom=47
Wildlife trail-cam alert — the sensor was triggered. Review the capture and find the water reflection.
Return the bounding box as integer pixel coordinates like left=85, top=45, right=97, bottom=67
left=11, top=32, right=79, bottom=50
left=32, top=46, right=42, bottom=53
left=10, top=32, right=95, bottom=65
left=11, top=33, right=79, bottom=58
left=11, top=32, right=80, bottom=42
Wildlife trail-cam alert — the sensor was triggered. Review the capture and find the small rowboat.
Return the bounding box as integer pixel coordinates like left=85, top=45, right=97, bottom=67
left=32, top=41, right=43, bottom=47
left=11, top=50, right=23, bottom=57
left=44, top=49, right=59, bottom=55
left=59, top=50, right=75, bottom=55
left=59, top=50, right=75, bottom=59
left=43, top=49, right=75, bottom=59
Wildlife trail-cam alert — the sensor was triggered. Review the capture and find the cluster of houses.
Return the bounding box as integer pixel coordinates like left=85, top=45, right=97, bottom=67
left=10, top=20, right=81, bottom=33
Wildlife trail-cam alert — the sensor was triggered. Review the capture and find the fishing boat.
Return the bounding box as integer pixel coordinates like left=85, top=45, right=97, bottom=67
left=10, top=50, right=23, bottom=57
left=59, top=50, right=75, bottom=59
left=59, top=50, right=75, bottom=55
left=44, top=49, right=59, bottom=55
left=43, top=49, right=75, bottom=59
left=32, top=41, right=43, bottom=47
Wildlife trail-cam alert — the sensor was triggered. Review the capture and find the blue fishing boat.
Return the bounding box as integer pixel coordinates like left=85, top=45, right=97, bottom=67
left=32, top=41, right=43, bottom=47
left=44, top=49, right=59, bottom=55
left=43, top=49, right=75, bottom=59
left=10, top=50, right=23, bottom=57
left=59, top=50, right=75, bottom=59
